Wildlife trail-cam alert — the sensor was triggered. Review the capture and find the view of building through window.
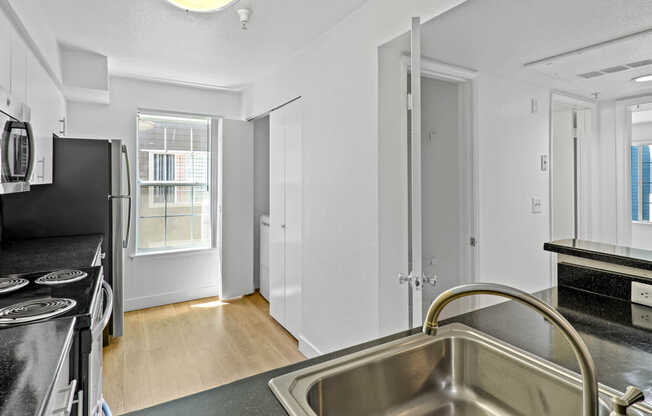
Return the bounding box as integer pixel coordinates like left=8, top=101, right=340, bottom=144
left=137, top=113, right=212, bottom=252
left=632, top=144, right=652, bottom=222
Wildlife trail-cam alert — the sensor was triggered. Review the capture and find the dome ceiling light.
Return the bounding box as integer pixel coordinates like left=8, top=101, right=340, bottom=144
left=167, top=0, right=240, bottom=13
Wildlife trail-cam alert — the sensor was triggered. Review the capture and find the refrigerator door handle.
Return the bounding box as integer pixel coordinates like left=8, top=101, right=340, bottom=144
left=122, top=144, right=132, bottom=249
left=108, top=145, right=132, bottom=248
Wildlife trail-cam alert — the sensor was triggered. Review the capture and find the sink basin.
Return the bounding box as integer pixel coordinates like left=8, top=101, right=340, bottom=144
left=270, top=324, right=642, bottom=415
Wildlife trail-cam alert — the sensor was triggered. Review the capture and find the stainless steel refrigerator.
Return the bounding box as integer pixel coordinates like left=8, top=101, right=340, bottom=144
left=1, top=136, right=130, bottom=337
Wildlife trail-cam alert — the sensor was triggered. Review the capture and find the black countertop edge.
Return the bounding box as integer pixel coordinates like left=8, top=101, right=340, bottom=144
left=38, top=316, right=77, bottom=416
left=545, top=239, right=652, bottom=271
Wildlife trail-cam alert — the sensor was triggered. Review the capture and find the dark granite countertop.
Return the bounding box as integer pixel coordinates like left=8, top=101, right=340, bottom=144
left=127, top=286, right=652, bottom=416
left=545, top=239, right=652, bottom=270
left=0, top=317, right=76, bottom=416
left=0, top=234, right=103, bottom=275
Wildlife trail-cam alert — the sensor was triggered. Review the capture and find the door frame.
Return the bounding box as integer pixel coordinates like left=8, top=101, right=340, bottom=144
left=548, top=91, right=597, bottom=286
left=614, top=94, right=652, bottom=247
left=400, top=54, right=478, bottom=323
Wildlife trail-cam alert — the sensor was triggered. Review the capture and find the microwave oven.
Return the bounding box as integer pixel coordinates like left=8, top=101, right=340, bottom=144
left=0, top=110, right=34, bottom=194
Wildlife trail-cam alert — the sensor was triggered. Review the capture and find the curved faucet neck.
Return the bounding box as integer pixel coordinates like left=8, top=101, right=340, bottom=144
left=423, top=283, right=599, bottom=416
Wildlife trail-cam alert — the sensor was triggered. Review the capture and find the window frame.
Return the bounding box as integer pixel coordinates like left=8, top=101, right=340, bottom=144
left=134, top=111, right=215, bottom=255
left=632, top=142, right=652, bottom=224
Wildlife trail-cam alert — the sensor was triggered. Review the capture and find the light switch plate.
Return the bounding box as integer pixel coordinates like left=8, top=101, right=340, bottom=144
left=632, top=281, right=652, bottom=308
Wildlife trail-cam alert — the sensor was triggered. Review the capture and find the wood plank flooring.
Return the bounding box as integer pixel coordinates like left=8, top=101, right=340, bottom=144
left=102, top=292, right=306, bottom=415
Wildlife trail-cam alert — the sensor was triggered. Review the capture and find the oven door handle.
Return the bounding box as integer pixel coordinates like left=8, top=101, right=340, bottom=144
left=97, top=281, right=114, bottom=331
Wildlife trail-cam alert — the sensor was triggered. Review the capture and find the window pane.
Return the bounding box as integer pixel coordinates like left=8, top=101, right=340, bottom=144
left=166, top=216, right=193, bottom=248
left=644, top=145, right=652, bottom=222
left=193, top=215, right=211, bottom=246
left=138, top=217, right=165, bottom=249
left=140, top=185, right=166, bottom=217
left=167, top=186, right=193, bottom=216
left=633, top=146, right=639, bottom=221
left=137, top=114, right=211, bottom=252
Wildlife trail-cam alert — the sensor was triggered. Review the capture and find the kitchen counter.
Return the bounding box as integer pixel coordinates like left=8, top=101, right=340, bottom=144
left=127, top=286, right=652, bottom=416
left=0, top=234, right=103, bottom=275
left=545, top=239, right=652, bottom=270
left=0, top=317, right=76, bottom=416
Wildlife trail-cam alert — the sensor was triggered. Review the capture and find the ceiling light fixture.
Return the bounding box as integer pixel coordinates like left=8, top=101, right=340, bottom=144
left=633, top=74, right=652, bottom=83
left=167, top=0, right=239, bottom=13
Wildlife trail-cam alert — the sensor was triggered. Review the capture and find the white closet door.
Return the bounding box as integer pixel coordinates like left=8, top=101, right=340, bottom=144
left=269, top=109, right=287, bottom=324
left=269, top=99, right=303, bottom=337
left=282, top=101, right=303, bottom=337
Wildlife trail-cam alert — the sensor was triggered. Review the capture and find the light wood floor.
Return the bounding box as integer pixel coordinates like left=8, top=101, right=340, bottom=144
left=102, top=292, right=306, bottom=415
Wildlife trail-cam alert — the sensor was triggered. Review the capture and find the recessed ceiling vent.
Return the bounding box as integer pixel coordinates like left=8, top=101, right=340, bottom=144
left=577, top=59, right=652, bottom=79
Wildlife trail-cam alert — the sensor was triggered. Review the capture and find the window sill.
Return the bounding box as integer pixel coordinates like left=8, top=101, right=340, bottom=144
left=130, top=246, right=216, bottom=259
left=633, top=221, right=652, bottom=225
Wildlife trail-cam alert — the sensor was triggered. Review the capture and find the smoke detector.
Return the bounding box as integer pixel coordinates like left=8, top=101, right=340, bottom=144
left=237, top=8, right=251, bottom=30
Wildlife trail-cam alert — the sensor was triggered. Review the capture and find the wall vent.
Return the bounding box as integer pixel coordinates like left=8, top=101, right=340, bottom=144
left=577, top=59, right=652, bottom=79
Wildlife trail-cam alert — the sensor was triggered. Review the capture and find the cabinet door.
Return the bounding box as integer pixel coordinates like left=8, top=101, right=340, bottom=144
left=269, top=109, right=286, bottom=325
left=0, top=12, right=11, bottom=93
left=27, top=52, right=55, bottom=184
left=10, top=34, right=27, bottom=104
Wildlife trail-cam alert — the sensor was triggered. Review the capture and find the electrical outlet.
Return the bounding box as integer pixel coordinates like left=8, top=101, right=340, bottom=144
left=632, top=304, right=652, bottom=330
left=632, top=281, right=652, bottom=308
left=531, top=198, right=543, bottom=214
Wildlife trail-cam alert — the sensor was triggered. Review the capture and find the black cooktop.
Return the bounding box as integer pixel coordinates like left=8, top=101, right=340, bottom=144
left=0, top=266, right=103, bottom=330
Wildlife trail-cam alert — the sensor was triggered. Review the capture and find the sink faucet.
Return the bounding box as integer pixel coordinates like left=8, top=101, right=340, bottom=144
left=423, top=283, right=599, bottom=416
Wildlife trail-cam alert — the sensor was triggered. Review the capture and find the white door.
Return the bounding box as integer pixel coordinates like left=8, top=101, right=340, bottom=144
left=269, top=110, right=286, bottom=324
left=408, top=17, right=424, bottom=326
left=269, top=100, right=303, bottom=337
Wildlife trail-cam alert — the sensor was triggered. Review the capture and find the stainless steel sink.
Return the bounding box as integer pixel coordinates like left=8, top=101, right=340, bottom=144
left=269, top=324, right=646, bottom=415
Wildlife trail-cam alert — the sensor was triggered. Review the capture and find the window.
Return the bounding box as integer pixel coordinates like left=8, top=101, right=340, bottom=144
left=632, top=144, right=652, bottom=222
left=137, top=113, right=212, bottom=253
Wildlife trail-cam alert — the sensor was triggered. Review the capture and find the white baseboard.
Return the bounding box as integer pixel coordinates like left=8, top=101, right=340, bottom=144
left=125, top=285, right=220, bottom=311
left=298, top=335, right=323, bottom=358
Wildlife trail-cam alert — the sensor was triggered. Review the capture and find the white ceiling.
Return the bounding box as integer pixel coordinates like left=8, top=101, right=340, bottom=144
left=414, top=0, right=652, bottom=100
left=37, top=0, right=367, bottom=89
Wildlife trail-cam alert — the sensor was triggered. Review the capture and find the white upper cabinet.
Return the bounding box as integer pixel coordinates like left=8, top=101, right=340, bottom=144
left=0, top=8, right=61, bottom=185
left=10, top=33, right=27, bottom=104
left=0, top=12, right=11, bottom=93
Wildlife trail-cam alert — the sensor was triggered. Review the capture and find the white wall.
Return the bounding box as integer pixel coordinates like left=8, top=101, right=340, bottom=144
left=243, top=0, right=470, bottom=354
left=253, top=116, right=270, bottom=289
left=473, top=72, right=552, bottom=308
left=67, top=76, right=242, bottom=310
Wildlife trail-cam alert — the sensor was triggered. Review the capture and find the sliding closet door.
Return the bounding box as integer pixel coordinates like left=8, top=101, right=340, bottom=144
left=269, top=109, right=287, bottom=325
left=282, top=101, right=303, bottom=337
left=268, top=99, right=303, bottom=337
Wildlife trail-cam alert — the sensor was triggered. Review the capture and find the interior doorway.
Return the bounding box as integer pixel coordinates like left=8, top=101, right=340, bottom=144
left=549, top=93, right=596, bottom=242
left=403, top=55, right=477, bottom=324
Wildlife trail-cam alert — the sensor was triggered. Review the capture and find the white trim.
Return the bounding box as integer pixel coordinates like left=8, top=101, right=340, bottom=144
left=129, top=247, right=216, bottom=259
left=401, top=55, right=478, bottom=83
left=298, top=335, right=322, bottom=358
left=125, top=285, right=220, bottom=311
left=112, top=73, right=243, bottom=93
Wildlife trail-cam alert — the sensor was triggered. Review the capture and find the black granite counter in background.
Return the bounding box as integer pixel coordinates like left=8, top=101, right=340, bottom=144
left=545, top=239, right=652, bottom=270
left=126, top=286, right=652, bottom=416
left=0, top=234, right=103, bottom=275
left=0, top=317, right=76, bottom=416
